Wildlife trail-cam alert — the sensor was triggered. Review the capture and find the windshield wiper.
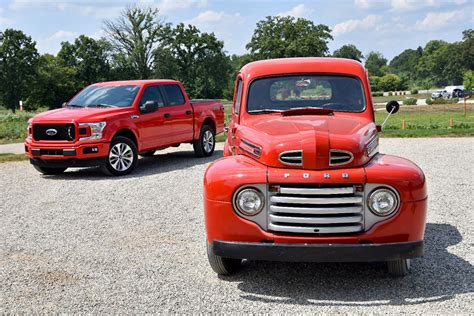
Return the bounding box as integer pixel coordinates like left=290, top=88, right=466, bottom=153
left=67, top=104, right=84, bottom=108
left=281, top=107, right=334, bottom=116
left=248, top=109, right=282, bottom=114
left=88, top=104, right=118, bottom=108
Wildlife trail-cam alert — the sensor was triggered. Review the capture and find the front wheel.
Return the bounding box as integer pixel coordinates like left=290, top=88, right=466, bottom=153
left=101, top=136, right=138, bottom=176
left=33, top=165, right=67, bottom=175
left=206, top=243, right=241, bottom=275
left=193, top=125, right=215, bottom=157
left=387, top=259, right=411, bottom=276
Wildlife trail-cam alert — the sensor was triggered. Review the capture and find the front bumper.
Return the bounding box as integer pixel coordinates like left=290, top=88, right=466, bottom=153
left=25, top=140, right=109, bottom=161
left=213, top=240, right=424, bottom=262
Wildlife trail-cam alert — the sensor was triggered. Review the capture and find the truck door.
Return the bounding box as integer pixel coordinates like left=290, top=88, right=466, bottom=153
left=160, top=84, right=194, bottom=144
left=228, top=78, right=243, bottom=153
left=135, top=85, right=167, bottom=150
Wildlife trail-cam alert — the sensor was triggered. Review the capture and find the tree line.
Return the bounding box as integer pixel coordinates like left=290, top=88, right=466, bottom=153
left=0, top=6, right=472, bottom=112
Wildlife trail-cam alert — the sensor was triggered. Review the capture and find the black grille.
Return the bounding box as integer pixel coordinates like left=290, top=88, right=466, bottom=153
left=40, top=149, right=63, bottom=156
left=329, top=150, right=353, bottom=166
left=33, top=124, right=76, bottom=141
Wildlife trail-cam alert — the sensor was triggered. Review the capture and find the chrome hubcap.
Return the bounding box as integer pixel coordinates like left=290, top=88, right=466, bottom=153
left=109, top=143, right=133, bottom=171
left=203, top=130, right=214, bottom=153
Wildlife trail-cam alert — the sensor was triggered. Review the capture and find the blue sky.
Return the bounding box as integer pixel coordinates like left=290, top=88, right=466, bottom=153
left=0, top=0, right=472, bottom=61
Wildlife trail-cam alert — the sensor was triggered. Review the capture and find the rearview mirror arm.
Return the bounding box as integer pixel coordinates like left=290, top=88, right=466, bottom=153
left=380, top=107, right=396, bottom=130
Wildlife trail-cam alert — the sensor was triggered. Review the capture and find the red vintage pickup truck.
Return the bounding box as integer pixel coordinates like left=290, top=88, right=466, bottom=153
left=25, top=79, right=224, bottom=176
left=204, top=58, right=427, bottom=276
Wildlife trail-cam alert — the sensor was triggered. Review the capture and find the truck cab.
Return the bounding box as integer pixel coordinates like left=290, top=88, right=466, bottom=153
left=204, top=58, right=427, bottom=276
left=25, top=80, right=224, bottom=176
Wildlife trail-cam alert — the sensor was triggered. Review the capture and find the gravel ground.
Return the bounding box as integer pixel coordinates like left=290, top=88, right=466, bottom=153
left=1, top=138, right=473, bottom=313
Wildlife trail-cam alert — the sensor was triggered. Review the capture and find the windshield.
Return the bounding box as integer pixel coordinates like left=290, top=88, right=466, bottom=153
left=247, top=75, right=366, bottom=113
left=68, top=85, right=140, bottom=108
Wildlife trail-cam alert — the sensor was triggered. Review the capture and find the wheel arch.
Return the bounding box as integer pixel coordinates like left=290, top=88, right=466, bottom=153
left=113, top=128, right=139, bottom=149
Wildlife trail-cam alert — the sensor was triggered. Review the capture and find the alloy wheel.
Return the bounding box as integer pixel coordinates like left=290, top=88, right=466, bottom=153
left=109, top=143, right=134, bottom=171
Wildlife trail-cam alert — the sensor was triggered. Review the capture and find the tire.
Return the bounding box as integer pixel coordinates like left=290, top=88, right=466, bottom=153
left=193, top=125, right=215, bottom=157
left=387, top=259, right=411, bottom=276
left=101, top=136, right=138, bottom=176
left=206, top=242, right=241, bottom=275
left=33, top=165, right=67, bottom=175
left=140, top=150, right=155, bottom=157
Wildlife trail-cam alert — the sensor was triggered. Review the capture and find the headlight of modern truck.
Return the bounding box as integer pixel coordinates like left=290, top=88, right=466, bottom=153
left=78, top=122, right=106, bottom=141
left=234, top=187, right=265, bottom=216
left=367, top=188, right=399, bottom=216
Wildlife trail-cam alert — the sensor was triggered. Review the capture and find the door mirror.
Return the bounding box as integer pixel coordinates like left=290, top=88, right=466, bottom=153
left=62, top=102, right=67, bottom=108
left=140, top=100, right=159, bottom=113
left=386, top=100, right=400, bottom=114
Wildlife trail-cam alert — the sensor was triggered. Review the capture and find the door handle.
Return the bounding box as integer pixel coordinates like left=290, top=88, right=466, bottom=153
left=164, top=113, right=171, bottom=118
left=185, top=110, right=192, bottom=115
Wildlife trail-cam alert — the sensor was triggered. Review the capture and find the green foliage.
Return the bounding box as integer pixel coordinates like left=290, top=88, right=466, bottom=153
left=332, top=44, right=363, bottom=62
left=365, top=51, right=387, bottom=76
left=155, top=23, right=232, bottom=99
left=411, top=89, right=419, bottom=94
left=462, top=29, right=473, bottom=70
left=0, top=29, right=39, bottom=112
left=463, top=70, right=474, bottom=91
left=389, top=47, right=422, bottom=81
left=369, top=76, right=381, bottom=91
left=403, top=97, right=417, bottom=105
left=246, top=16, right=332, bottom=60
left=379, top=74, right=403, bottom=92
left=371, top=92, right=383, bottom=97
left=426, top=97, right=459, bottom=105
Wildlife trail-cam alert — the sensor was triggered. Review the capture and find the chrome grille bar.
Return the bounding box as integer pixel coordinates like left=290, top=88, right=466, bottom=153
left=270, top=205, right=362, bottom=215
left=279, top=186, right=354, bottom=195
left=270, top=196, right=363, bottom=205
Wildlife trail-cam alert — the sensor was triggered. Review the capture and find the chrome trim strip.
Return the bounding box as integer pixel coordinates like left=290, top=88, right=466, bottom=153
left=269, top=205, right=362, bottom=215
left=278, top=150, right=303, bottom=166
left=269, top=214, right=363, bottom=224
left=279, top=186, right=354, bottom=195
left=270, top=195, right=363, bottom=205
left=268, top=223, right=363, bottom=234
left=329, top=149, right=354, bottom=166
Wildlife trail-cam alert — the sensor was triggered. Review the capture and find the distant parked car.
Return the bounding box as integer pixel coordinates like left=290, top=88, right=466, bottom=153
left=459, top=90, right=472, bottom=98
left=445, top=85, right=464, bottom=98
left=431, top=90, right=448, bottom=99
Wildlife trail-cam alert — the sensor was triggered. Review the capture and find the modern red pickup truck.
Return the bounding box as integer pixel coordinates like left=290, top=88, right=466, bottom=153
left=25, top=79, right=224, bottom=176
left=204, top=58, right=427, bottom=276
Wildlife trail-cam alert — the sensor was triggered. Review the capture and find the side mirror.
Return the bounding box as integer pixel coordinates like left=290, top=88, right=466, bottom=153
left=62, top=102, right=67, bottom=108
left=140, top=100, right=158, bottom=113
left=386, top=100, right=400, bottom=114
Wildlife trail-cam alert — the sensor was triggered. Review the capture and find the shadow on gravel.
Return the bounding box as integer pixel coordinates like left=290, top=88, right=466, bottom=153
left=40, top=149, right=223, bottom=180
left=221, top=223, right=473, bottom=306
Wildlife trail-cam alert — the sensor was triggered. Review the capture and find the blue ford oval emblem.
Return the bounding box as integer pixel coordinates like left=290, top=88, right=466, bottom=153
left=46, top=128, right=58, bottom=136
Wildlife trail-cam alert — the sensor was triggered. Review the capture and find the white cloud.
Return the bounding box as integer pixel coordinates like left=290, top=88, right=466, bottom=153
left=156, top=0, right=208, bottom=14
left=37, top=30, right=78, bottom=54
left=332, top=14, right=381, bottom=37
left=187, top=10, right=243, bottom=27
left=415, top=10, right=463, bottom=30
left=9, top=0, right=124, bottom=18
left=390, top=0, right=414, bottom=11
left=277, top=4, right=313, bottom=18
left=354, top=0, right=380, bottom=9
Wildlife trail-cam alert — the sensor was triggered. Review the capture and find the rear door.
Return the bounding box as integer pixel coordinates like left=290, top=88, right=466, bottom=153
left=160, top=84, right=194, bottom=144
left=135, top=85, right=167, bottom=150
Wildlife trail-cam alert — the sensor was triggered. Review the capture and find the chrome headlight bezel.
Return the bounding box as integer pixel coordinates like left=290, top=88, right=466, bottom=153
left=366, top=137, right=379, bottom=158
left=367, top=187, right=399, bottom=217
left=233, top=187, right=265, bottom=216
left=78, top=122, right=106, bottom=141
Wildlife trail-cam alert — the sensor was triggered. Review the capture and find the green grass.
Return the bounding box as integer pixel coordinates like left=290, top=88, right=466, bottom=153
left=372, top=93, right=431, bottom=104
left=0, top=153, right=29, bottom=163
left=0, top=108, right=38, bottom=144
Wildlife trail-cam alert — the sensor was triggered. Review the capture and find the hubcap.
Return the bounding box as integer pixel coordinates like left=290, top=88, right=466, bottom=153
left=109, top=143, right=133, bottom=171
left=203, top=130, right=214, bottom=153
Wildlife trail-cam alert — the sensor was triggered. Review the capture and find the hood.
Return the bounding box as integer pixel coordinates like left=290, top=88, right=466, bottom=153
left=236, top=114, right=377, bottom=170
left=30, top=107, right=133, bottom=124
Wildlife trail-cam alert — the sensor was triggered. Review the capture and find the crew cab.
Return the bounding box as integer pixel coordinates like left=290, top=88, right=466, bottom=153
left=204, top=58, right=427, bottom=276
left=25, top=80, right=224, bottom=176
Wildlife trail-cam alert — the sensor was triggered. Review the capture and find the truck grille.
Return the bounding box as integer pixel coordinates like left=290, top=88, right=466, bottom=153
left=33, top=124, right=76, bottom=141
left=268, top=184, right=364, bottom=234
left=329, top=150, right=354, bottom=166
left=279, top=150, right=303, bottom=166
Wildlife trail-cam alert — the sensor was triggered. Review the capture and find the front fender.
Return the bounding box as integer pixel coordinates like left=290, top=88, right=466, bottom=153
left=364, top=154, right=427, bottom=202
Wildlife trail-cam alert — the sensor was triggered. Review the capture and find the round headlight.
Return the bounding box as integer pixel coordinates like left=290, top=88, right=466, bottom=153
left=368, top=188, right=398, bottom=216
left=235, top=188, right=264, bottom=216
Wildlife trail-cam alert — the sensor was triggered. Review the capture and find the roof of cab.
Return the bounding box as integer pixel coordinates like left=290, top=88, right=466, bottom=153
left=93, top=79, right=180, bottom=86
left=240, top=57, right=367, bottom=80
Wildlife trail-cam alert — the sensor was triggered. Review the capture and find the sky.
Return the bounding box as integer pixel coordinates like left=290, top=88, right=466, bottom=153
left=0, top=0, right=472, bottom=61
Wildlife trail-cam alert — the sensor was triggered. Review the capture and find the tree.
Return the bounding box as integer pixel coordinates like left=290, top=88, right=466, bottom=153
left=155, top=23, right=232, bottom=99
left=104, top=5, right=167, bottom=79
left=28, top=54, right=78, bottom=109
left=389, top=47, right=422, bottom=81
left=464, top=70, right=474, bottom=91
left=462, top=29, right=474, bottom=70
left=332, top=44, right=363, bottom=62
left=246, top=16, right=332, bottom=60
left=0, top=29, right=39, bottom=112
left=379, top=74, right=403, bottom=92
left=57, top=35, right=111, bottom=86
left=365, top=51, right=387, bottom=77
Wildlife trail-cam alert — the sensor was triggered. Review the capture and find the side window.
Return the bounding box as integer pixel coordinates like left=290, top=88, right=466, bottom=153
left=162, top=84, right=185, bottom=106
left=139, top=86, right=165, bottom=107
left=234, top=79, right=243, bottom=115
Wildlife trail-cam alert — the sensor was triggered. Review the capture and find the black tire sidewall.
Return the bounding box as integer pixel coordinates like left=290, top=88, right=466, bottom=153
left=104, top=136, right=138, bottom=176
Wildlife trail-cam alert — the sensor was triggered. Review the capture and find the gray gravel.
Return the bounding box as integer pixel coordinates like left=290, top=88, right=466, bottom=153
left=1, top=138, right=473, bottom=313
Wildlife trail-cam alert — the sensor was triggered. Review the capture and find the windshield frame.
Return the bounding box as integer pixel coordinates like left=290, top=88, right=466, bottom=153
left=245, top=73, right=368, bottom=115
left=67, top=84, right=141, bottom=109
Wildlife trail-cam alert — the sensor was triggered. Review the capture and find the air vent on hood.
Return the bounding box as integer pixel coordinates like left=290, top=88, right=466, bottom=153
left=329, top=150, right=353, bottom=166
left=279, top=150, right=303, bottom=166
